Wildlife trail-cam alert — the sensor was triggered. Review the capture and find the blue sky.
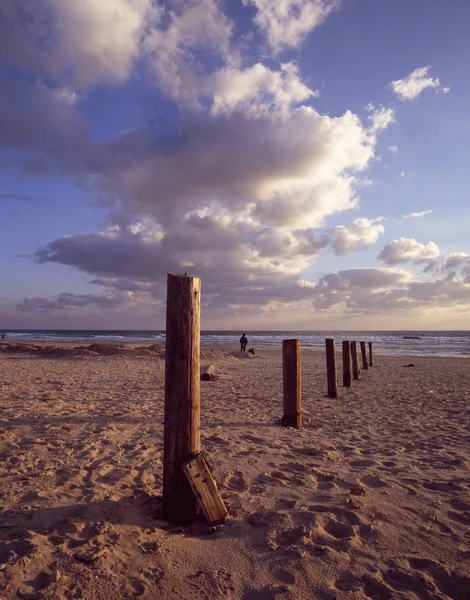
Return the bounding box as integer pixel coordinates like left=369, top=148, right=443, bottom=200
left=1, top=0, right=469, bottom=330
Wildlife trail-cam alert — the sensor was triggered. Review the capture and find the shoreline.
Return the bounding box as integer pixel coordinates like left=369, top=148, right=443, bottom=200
left=1, top=339, right=469, bottom=361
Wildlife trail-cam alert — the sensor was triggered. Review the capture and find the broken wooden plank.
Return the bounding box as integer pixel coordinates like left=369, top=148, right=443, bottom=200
left=183, top=454, right=228, bottom=525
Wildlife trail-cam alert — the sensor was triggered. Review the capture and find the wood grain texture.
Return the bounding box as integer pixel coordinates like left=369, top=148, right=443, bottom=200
left=183, top=454, right=228, bottom=525
left=163, top=273, right=201, bottom=525
left=325, top=338, right=338, bottom=399
left=360, top=341, right=369, bottom=370
left=282, top=339, right=302, bottom=427
left=351, top=341, right=361, bottom=381
left=342, top=340, right=351, bottom=388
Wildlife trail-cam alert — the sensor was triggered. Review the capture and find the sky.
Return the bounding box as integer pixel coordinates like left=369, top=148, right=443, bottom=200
left=1, top=0, right=470, bottom=331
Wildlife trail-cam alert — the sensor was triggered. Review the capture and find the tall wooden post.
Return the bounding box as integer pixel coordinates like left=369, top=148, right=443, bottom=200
left=351, top=341, right=360, bottom=381
left=163, top=273, right=201, bottom=524
left=325, top=338, right=338, bottom=399
left=282, top=339, right=301, bottom=427
left=342, top=341, right=351, bottom=388
left=360, top=341, right=369, bottom=370
left=368, top=342, right=373, bottom=367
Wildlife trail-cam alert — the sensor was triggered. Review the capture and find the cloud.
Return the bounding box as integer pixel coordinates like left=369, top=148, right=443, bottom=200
left=0, top=193, right=45, bottom=202
left=311, top=265, right=470, bottom=314
left=443, top=253, right=469, bottom=271
left=16, top=292, right=134, bottom=312
left=90, top=277, right=158, bottom=293
left=29, top=94, right=393, bottom=313
left=329, top=217, right=385, bottom=255
left=424, top=253, right=470, bottom=282
left=368, top=107, right=395, bottom=133
left=389, top=66, right=449, bottom=101
left=0, top=79, right=90, bottom=169
left=404, top=210, right=433, bottom=219
left=244, top=0, right=338, bottom=53
left=2, top=0, right=410, bottom=323
left=315, top=267, right=411, bottom=291
left=311, top=267, right=412, bottom=309
left=0, top=0, right=237, bottom=106
left=0, top=0, right=160, bottom=89
left=95, top=106, right=385, bottom=232
left=388, top=145, right=398, bottom=155
left=378, top=238, right=440, bottom=265
left=208, top=62, right=317, bottom=118
left=33, top=217, right=329, bottom=310
left=142, top=0, right=234, bottom=104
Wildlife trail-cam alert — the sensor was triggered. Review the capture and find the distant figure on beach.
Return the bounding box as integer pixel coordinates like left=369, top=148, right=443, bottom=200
left=1, top=333, right=4, bottom=342
left=240, top=334, right=248, bottom=352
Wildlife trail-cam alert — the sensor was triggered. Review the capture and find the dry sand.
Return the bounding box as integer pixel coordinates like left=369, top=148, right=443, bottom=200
left=0, top=344, right=469, bottom=599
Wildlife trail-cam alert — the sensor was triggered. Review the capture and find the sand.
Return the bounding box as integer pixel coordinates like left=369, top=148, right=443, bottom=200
left=0, top=344, right=469, bottom=599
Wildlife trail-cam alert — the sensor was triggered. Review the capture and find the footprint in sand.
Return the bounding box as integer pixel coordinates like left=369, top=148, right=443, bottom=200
left=120, top=578, right=148, bottom=598
left=447, top=509, right=470, bottom=526
left=334, top=573, right=363, bottom=593
left=188, top=568, right=236, bottom=598
left=349, top=459, right=378, bottom=468
left=422, top=480, right=466, bottom=492
left=241, top=434, right=266, bottom=445
left=206, top=434, right=231, bottom=447
left=225, top=471, right=249, bottom=491
left=385, top=556, right=470, bottom=600
left=361, top=575, right=394, bottom=599
left=360, top=474, right=387, bottom=488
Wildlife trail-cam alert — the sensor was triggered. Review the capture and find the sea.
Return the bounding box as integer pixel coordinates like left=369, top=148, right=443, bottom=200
left=2, top=330, right=470, bottom=358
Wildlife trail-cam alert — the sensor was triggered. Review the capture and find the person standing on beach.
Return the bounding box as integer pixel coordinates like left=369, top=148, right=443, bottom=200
left=240, top=334, right=248, bottom=352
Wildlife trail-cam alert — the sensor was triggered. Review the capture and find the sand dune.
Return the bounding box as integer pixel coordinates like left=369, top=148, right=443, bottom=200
left=0, top=348, right=469, bottom=599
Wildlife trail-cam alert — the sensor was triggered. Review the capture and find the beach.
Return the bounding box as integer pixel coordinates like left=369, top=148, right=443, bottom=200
left=0, top=344, right=469, bottom=599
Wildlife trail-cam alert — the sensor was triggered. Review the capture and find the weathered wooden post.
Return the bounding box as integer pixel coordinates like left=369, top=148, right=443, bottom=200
left=282, top=339, right=302, bottom=427
left=325, top=338, right=338, bottom=398
left=360, top=341, right=369, bottom=370
left=163, top=273, right=201, bottom=524
left=368, top=342, right=373, bottom=367
left=351, top=341, right=360, bottom=381
left=342, top=340, right=351, bottom=388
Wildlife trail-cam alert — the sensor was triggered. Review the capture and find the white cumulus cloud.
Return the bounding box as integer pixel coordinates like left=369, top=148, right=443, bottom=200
left=378, top=238, right=440, bottom=265
left=208, top=62, right=317, bottom=118
left=389, top=66, right=449, bottom=101
left=243, top=0, right=338, bottom=53
left=329, top=218, right=385, bottom=255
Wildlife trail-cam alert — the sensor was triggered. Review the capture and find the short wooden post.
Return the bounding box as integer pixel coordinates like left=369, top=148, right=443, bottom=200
left=325, top=338, right=338, bottom=399
left=342, top=341, right=351, bottom=388
left=360, top=341, right=368, bottom=370
left=163, top=273, right=201, bottom=524
left=282, top=339, right=301, bottom=427
left=368, top=342, right=373, bottom=367
left=351, top=341, right=360, bottom=381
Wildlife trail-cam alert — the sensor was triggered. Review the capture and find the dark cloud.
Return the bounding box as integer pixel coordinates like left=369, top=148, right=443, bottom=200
left=0, top=193, right=45, bottom=202
left=16, top=292, right=132, bottom=312
left=311, top=267, right=470, bottom=314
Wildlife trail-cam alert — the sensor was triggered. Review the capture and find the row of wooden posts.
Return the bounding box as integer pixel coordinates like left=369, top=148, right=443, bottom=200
left=282, top=338, right=374, bottom=428
left=162, top=273, right=375, bottom=525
